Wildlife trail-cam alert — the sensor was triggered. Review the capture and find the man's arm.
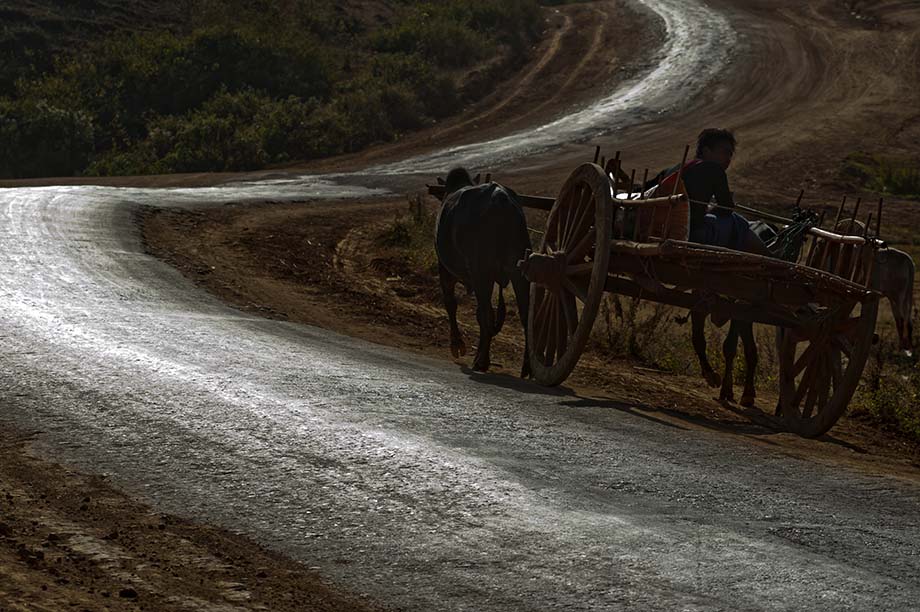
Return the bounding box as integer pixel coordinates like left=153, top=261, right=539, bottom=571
left=704, top=161, right=734, bottom=212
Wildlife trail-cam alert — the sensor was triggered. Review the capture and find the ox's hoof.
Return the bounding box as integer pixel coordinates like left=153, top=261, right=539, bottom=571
left=719, top=386, right=735, bottom=404
left=703, top=369, right=722, bottom=388
left=740, top=392, right=756, bottom=408
left=472, top=351, right=491, bottom=372
left=450, top=338, right=467, bottom=359
left=520, top=362, right=532, bottom=379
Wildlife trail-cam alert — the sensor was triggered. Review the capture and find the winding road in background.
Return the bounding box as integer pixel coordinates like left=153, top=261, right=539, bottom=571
left=2, top=1, right=920, bottom=610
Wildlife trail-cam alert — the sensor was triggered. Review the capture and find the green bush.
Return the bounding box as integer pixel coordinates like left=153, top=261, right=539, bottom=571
left=843, top=152, right=920, bottom=199
left=1, top=0, right=543, bottom=178
left=0, top=99, right=94, bottom=178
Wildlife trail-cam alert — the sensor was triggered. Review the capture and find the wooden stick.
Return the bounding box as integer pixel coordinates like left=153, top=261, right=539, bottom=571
left=628, top=168, right=636, bottom=197
left=804, top=210, right=826, bottom=266
left=876, top=197, right=883, bottom=238
left=593, top=146, right=601, bottom=164
left=600, top=156, right=606, bottom=169
left=849, top=197, right=862, bottom=227
left=795, top=189, right=805, bottom=208
left=633, top=164, right=643, bottom=241
left=484, top=172, right=492, bottom=184
left=833, top=196, right=847, bottom=229
left=641, top=169, right=649, bottom=199
left=854, top=213, right=875, bottom=283
left=672, top=145, right=691, bottom=198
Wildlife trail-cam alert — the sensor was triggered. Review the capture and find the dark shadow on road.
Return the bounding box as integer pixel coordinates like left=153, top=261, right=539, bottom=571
left=566, top=394, right=870, bottom=453
left=461, top=366, right=576, bottom=397
left=462, top=366, right=868, bottom=453
left=560, top=396, right=690, bottom=431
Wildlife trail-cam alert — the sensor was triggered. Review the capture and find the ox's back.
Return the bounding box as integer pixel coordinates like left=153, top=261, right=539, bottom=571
left=436, top=182, right=530, bottom=287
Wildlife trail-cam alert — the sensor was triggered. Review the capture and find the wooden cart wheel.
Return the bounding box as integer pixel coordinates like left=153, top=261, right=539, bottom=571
left=775, top=298, right=878, bottom=437
left=525, top=163, right=612, bottom=386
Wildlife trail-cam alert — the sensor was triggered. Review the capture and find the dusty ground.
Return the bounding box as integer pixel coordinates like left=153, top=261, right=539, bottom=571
left=0, top=425, right=385, bottom=611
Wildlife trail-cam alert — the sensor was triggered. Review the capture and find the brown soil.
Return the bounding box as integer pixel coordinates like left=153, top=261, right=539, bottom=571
left=0, top=425, right=385, bottom=611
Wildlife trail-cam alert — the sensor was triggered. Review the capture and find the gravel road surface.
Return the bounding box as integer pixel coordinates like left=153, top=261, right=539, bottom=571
left=2, top=1, right=920, bottom=610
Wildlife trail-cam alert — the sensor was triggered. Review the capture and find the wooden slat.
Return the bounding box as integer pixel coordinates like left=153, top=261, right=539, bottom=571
left=603, top=277, right=802, bottom=328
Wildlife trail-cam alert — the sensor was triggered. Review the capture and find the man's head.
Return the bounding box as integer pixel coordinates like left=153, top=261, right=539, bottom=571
left=696, top=128, right=737, bottom=170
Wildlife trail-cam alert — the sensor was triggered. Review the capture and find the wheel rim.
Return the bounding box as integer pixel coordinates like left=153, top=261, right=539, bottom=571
left=526, top=163, right=612, bottom=386
left=776, top=299, right=878, bottom=437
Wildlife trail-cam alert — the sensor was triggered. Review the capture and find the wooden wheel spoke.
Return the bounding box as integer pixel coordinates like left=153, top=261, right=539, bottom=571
left=566, top=228, right=596, bottom=264
left=815, top=355, right=831, bottom=414
left=832, top=336, right=855, bottom=359
left=562, top=191, right=595, bottom=250
left=802, top=357, right=826, bottom=419
left=829, top=350, right=842, bottom=390
left=544, top=297, right=559, bottom=366
left=792, top=341, right=819, bottom=378
left=836, top=315, right=862, bottom=338
left=566, top=263, right=595, bottom=276
left=555, top=299, right=569, bottom=362
left=561, top=292, right=579, bottom=337
left=792, top=358, right=821, bottom=408
left=532, top=293, right=551, bottom=357
left=562, top=276, right=589, bottom=303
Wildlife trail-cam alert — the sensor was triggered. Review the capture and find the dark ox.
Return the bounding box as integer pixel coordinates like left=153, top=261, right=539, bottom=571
left=435, top=168, right=532, bottom=377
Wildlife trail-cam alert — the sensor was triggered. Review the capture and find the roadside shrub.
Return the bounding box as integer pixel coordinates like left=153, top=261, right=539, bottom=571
left=852, top=336, right=920, bottom=441
left=372, top=15, right=491, bottom=69
left=0, top=99, right=94, bottom=178
left=89, top=89, right=270, bottom=175
left=843, top=152, right=920, bottom=199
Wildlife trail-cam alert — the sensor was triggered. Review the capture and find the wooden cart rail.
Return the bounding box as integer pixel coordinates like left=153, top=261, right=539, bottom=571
left=611, top=240, right=879, bottom=303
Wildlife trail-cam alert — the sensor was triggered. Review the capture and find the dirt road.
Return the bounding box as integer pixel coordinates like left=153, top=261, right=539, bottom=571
left=3, top=0, right=920, bottom=610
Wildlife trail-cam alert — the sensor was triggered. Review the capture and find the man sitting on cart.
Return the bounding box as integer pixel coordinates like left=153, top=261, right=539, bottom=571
left=647, top=128, right=771, bottom=256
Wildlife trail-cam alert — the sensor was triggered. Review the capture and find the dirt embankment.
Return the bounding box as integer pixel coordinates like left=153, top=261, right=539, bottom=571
left=0, top=426, right=385, bottom=611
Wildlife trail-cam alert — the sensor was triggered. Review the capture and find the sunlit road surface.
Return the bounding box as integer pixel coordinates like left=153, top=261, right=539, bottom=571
left=2, top=1, right=920, bottom=610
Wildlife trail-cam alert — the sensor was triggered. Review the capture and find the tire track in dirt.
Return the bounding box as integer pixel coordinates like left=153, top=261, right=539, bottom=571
left=520, top=7, right=612, bottom=124
left=429, top=14, right=574, bottom=139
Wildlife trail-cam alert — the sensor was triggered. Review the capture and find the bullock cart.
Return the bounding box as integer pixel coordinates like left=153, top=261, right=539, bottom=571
left=430, top=154, right=883, bottom=437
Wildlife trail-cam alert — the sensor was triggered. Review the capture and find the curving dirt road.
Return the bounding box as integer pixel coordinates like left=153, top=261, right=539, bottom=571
left=2, top=1, right=920, bottom=610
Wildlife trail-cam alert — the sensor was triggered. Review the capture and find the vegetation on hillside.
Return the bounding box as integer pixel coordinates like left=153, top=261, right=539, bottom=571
left=843, top=152, right=920, bottom=200
left=0, top=0, right=545, bottom=178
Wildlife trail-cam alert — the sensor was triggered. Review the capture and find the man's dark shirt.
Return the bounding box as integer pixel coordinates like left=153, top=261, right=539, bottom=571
left=647, top=159, right=733, bottom=232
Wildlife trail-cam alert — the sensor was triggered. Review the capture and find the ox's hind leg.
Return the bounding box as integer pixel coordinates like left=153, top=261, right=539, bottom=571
left=739, top=321, right=758, bottom=407
left=494, top=288, right=506, bottom=336
left=692, top=312, right=721, bottom=387
left=720, top=321, right=740, bottom=403
left=439, top=263, right=466, bottom=358
left=511, top=272, right=531, bottom=379
left=472, top=279, right=495, bottom=372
